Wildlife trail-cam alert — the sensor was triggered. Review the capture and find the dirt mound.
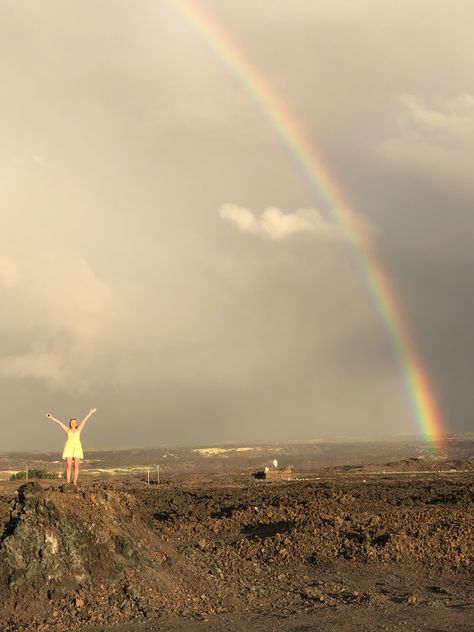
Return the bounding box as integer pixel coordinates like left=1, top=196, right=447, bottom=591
left=1, top=482, right=145, bottom=589
left=0, top=482, right=217, bottom=630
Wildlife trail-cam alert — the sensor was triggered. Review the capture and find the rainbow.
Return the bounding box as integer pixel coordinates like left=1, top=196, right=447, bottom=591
left=170, top=0, right=446, bottom=452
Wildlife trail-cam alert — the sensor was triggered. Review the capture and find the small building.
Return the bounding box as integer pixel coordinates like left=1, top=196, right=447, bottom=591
left=253, top=465, right=295, bottom=481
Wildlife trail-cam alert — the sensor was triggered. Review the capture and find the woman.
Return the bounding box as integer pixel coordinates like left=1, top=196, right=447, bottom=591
left=47, top=408, right=97, bottom=484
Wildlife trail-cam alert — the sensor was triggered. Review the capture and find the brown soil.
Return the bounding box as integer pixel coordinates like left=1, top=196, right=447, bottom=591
left=0, top=468, right=473, bottom=631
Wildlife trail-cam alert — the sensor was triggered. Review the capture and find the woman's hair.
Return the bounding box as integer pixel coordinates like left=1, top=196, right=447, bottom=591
left=69, top=418, right=77, bottom=428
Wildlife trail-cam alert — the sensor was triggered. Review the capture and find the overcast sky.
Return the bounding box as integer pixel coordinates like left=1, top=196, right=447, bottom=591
left=1, top=1, right=473, bottom=452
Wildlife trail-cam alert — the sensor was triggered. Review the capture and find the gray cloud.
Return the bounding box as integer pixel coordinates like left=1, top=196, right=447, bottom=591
left=378, top=93, right=474, bottom=193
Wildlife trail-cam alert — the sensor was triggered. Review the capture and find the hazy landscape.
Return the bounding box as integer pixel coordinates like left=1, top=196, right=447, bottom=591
left=1, top=435, right=473, bottom=483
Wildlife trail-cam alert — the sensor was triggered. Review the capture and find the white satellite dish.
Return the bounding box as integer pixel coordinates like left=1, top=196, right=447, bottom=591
left=272, top=459, right=278, bottom=469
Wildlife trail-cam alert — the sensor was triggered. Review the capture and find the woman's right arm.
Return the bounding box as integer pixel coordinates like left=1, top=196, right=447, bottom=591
left=46, top=414, right=69, bottom=434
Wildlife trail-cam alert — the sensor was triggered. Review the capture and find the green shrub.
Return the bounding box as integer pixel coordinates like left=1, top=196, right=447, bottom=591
left=10, top=469, right=59, bottom=481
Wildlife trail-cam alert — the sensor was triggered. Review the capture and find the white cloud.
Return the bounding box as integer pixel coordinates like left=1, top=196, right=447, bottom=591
left=219, top=204, right=343, bottom=240
left=220, top=204, right=259, bottom=235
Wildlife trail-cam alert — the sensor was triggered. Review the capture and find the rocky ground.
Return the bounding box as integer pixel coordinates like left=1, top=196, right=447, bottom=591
left=0, top=466, right=473, bottom=631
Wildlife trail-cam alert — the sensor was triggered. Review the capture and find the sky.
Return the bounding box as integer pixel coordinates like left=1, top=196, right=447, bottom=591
left=1, top=0, right=473, bottom=451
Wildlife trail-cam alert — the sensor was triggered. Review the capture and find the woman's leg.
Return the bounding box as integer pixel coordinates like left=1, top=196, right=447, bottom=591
left=73, top=458, right=81, bottom=485
left=66, top=458, right=72, bottom=483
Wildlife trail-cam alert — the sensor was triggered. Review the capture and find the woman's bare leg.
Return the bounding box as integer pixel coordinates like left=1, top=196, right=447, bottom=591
left=66, top=458, right=72, bottom=483
left=73, top=458, right=81, bottom=485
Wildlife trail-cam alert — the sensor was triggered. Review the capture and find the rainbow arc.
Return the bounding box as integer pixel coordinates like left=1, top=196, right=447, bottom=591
left=170, top=0, right=445, bottom=451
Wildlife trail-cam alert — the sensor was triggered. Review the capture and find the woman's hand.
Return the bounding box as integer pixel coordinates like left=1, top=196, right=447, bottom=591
left=79, top=407, right=97, bottom=432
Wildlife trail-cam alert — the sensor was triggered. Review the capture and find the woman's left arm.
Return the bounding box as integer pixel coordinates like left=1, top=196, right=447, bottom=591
left=78, top=407, right=97, bottom=432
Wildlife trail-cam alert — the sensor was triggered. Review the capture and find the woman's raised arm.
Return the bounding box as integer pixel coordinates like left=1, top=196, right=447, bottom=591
left=46, top=414, right=69, bottom=434
left=78, top=407, right=97, bottom=432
